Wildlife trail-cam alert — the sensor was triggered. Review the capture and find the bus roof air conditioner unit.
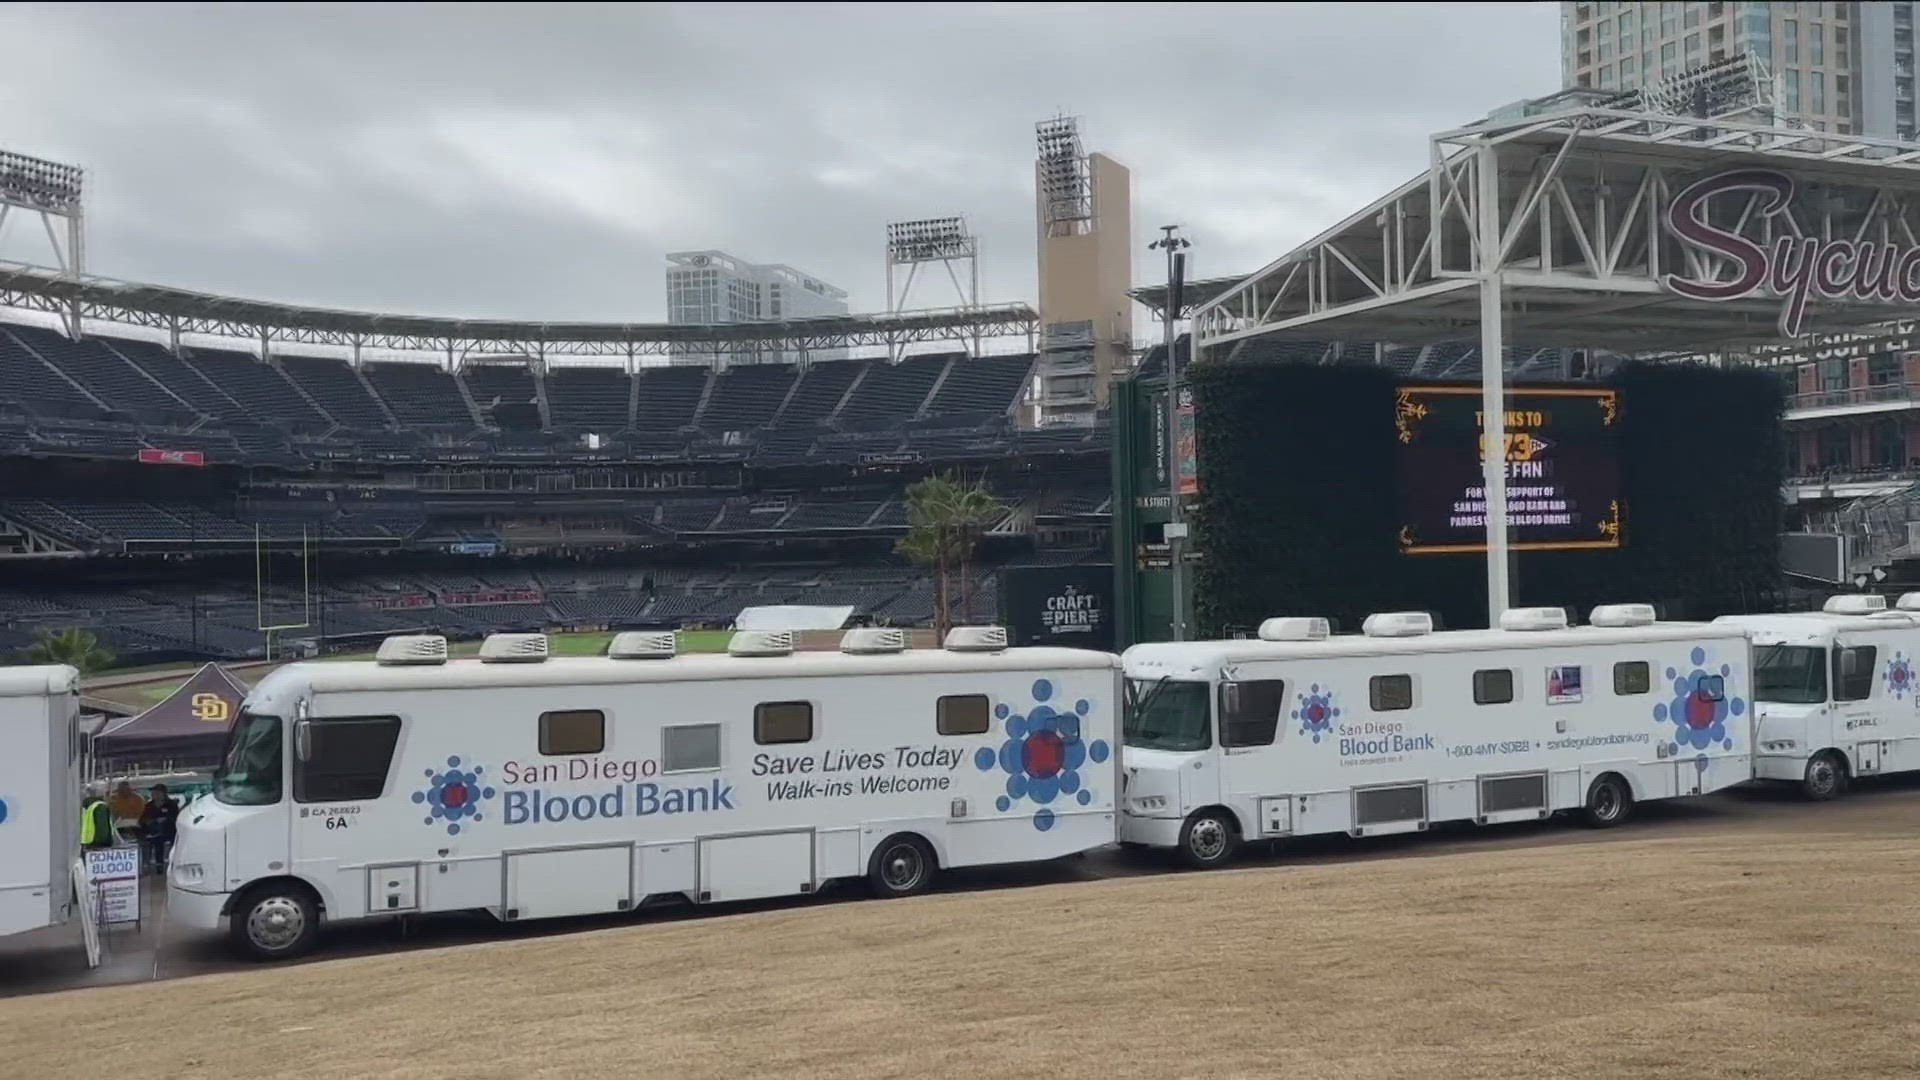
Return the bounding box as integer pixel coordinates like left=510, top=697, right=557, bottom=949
left=478, top=633, right=549, bottom=663
left=1361, top=612, right=1433, bottom=638
left=1588, top=603, right=1657, bottom=628
left=1257, top=617, right=1330, bottom=642
left=607, top=631, right=677, bottom=659
left=1499, top=607, right=1570, bottom=632
left=375, top=634, right=449, bottom=666
left=841, top=628, right=908, bottom=655
left=1823, top=594, right=1887, bottom=615
left=944, top=626, right=1010, bottom=652
left=729, top=631, right=795, bottom=657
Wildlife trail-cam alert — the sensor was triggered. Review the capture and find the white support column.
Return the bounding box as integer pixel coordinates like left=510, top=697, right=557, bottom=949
left=1477, top=143, right=1511, bottom=625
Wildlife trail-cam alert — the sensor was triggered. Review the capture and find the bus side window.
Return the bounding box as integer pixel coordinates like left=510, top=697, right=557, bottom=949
left=663, top=723, right=722, bottom=772
left=1613, top=661, right=1651, bottom=695
left=1472, top=668, right=1514, bottom=705
left=1220, top=680, right=1285, bottom=747
left=755, top=702, right=814, bottom=745
left=293, top=716, right=402, bottom=803
left=1835, top=646, right=1877, bottom=701
left=539, top=710, right=605, bottom=756
left=936, top=695, right=991, bottom=736
left=1370, top=675, right=1414, bottom=712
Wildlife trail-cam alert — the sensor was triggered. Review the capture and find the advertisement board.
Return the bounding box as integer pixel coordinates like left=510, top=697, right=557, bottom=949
left=1396, top=385, right=1622, bottom=555
left=999, top=564, right=1115, bottom=651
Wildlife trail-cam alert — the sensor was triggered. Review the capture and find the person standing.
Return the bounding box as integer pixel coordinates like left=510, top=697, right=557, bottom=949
left=79, top=785, right=113, bottom=850
left=108, top=780, right=144, bottom=823
left=138, top=784, right=181, bottom=873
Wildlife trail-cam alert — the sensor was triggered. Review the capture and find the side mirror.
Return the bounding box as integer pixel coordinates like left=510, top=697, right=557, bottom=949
left=294, top=720, right=313, bottom=764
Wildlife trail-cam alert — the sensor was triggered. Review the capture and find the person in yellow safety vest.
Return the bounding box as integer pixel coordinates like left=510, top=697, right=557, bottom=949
left=80, top=785, right=113, bottom=850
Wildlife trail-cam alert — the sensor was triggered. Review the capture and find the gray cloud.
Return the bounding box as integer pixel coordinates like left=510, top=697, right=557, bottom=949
left=0, top=2, right=1560, bottom=322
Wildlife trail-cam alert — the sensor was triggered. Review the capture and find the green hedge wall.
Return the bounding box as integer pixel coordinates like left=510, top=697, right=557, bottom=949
left=1187, top=359, right=1786, bottom=633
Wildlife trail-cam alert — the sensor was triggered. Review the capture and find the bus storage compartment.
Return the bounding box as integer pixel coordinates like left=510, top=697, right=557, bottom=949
left=1856, top=740, right=1883, bottom=775
left=698, top=829, right=815, bottom=904
left=1673, top=760, right=1703, bottom=798
left=1350, top=783, right=1427, bottom=837
left=636, top=841, right=696, bottom=900
left=423, top=856, right=502, bottom=913
left=1476, top=772, right=1550, bottom=825
left=504, top=845, right=633, bottom=921
left=1258, top=797, right=1293, bottom=837
left=815, top=827, right=861, bottom=880
left=365, top=864, right=420, bottom=914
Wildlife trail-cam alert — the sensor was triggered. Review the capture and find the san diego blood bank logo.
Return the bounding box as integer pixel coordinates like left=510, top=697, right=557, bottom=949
left=1663, top=168, right=1920, bottom=337
left=1887, top=652, right=1914, bottom=701
left=412, top=756, right=496, bottom=836
left=1653, top=647, right=1746, bottom=770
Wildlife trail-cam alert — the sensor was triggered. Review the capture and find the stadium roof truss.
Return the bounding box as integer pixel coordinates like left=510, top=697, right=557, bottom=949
left=1193, top=106, right=1920, bottom=358
left=1189, top=105, right=1920, bottom=624
left=0, top=262, right=1036, bottom=363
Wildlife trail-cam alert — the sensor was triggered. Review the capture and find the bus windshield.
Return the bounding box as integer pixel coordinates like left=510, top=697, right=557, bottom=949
left=213, top=712, right=284, bottom=806
left=1124, top=679, right=1212, bottom=751
left=1754, top=645, right=1827, bottom=705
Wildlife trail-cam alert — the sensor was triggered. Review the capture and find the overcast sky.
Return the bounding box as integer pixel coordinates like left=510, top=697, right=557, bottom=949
left=0, top=2, right=1561, bottom=323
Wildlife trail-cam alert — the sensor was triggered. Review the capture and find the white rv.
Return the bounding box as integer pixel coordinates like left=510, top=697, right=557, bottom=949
left=1716, top=593, right=1920, bottom=799
left=0, top=665, right=83, bottom=939
left=169, top=628, right=1121, bottom=960
left=1118, top=606, right=1753, bottom=867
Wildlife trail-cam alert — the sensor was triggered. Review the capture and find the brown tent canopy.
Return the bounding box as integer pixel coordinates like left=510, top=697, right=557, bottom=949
left=94, top=663, right=250, bottom=770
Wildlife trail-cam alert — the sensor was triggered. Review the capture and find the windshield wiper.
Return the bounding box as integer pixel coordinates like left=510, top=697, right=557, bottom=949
left=1127, top=676, right=1172, bottom=719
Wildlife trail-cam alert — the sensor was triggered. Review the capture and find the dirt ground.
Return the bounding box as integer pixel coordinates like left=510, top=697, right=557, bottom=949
left=7, top=790, right=1920, bottom=1080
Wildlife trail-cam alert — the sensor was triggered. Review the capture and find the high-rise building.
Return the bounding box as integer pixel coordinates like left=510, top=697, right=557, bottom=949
left=1032, top=116, right=1132, bottom=429
left=1561, top=2, right=1918, bottom=141
left=664, top=250, right=849, bottom=364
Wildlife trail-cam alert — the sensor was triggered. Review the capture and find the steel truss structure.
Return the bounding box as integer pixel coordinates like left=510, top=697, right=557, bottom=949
left=0, top=261, right=1036, bottom=366
left=1192, top=105, right=1920, bottom=622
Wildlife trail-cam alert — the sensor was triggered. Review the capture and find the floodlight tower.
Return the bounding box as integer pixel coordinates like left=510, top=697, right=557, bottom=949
left=1031, top=114, right=1131, bottom=429
left=885, top=216, right=980, bottom=358
left=1036, top=117, right=1093, bottom=238
left=0, top=147, right=86, bottom=335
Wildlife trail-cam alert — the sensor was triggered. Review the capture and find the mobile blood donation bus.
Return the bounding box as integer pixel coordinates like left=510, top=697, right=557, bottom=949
left=1118, top=605, right=1753, bottom=868
left=1716, top=593, right=1920, bottom=799
left=0, top=665, right=83, bottom=940
left=168, top=628, right=1121, bottom=959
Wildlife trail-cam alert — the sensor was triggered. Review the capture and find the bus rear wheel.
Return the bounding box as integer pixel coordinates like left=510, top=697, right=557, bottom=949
left=867, top=834, right=935, bottom=899
left=1580, top=775, right=1633, bottom=829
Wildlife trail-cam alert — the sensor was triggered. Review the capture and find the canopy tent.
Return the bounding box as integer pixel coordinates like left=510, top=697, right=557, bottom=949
left=93, top=663, right=250, bottom=771
left=733, top=605, right=856, bottom=633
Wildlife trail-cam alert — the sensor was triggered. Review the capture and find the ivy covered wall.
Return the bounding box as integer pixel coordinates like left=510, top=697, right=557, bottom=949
left=1185, top=359, right=1786, bottom=634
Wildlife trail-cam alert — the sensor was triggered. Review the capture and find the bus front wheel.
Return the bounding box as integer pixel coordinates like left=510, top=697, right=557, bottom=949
left=1177, top=809, right=1240, bottom=869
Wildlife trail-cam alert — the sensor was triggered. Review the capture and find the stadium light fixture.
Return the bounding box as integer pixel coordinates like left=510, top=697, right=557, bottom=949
left=0, top=149, right=84, bottom=216
left=0, top=145, right=87, bottom=336
left=885, top=216, right=982, bottom=355
left=1036, top=115, right=1092, bottom=238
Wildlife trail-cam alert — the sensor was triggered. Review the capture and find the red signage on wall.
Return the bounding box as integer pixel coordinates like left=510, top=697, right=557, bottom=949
left=137, top=448, right=206, bottom=467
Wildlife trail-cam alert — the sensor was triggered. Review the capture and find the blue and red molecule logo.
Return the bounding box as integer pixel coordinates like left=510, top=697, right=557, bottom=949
left=1887, top=652, right=1914, bottom=700
left=1292, top=685, right=1340, bottom=743
left=1654, top=647, right=1745, bottom=765
left=974, top=678, right=1109, bottom=832
left=412, top=756, right=495, bottom=836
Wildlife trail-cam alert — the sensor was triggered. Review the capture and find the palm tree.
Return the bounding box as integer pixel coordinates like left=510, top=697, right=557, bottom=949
left=25, top=627, right=116, bottom=676
left=896, top=472, right=1005, bottom=640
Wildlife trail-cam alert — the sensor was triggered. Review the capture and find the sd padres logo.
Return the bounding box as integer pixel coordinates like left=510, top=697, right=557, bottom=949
left=191, top=693, right=231, bottom=723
